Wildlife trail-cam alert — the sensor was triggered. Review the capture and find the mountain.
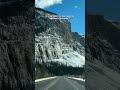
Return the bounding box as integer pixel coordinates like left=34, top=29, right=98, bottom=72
left=72, top=32, right=85, bottom=47
left=0, top=0, right=34, bottom=90
left=35, top=8, right=85, bottom=68
left=86, top=15, right=120, bottom=90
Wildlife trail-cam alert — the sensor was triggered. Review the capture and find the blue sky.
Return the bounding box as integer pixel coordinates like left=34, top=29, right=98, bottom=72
left=35, top=0, right=85, bottom=35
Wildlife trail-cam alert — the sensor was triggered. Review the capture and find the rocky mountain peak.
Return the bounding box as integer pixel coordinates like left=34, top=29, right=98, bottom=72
left=35, top=8, right=85, bottom=67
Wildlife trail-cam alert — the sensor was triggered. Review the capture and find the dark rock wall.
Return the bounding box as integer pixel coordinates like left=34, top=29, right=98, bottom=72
left=0, top=0, right=34, bottom=90
left=86, top=15, right=120, bottom=90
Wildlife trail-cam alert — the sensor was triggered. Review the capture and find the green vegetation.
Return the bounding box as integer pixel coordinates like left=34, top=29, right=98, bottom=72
left=35, top=61, right=84, bottom=79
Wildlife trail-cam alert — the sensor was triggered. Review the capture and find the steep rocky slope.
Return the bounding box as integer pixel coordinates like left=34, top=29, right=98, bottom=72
left=72, top=32, right=85, bottom=47
left=35, top=8, right=85, bottom=67
left=0, top=0, right=34, bottom=90
left=86, top=15, right=120, bottom=90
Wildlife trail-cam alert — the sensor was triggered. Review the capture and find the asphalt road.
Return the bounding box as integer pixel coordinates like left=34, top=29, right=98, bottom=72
left=35, top=76, right=85, bottom=90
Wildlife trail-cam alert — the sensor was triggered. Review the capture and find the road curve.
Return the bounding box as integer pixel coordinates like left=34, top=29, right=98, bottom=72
left=35, top=76, right=85, bottom=90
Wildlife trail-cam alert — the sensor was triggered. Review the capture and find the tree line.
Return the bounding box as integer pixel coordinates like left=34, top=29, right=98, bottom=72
left=35, top=61, right=84, bottom=79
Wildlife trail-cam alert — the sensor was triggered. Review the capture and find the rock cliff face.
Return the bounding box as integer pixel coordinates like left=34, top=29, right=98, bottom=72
left=35, top=8, right=85, bottom=67
left=0, top=0, right=34, bottom=90
left=86, top=15, right=120, bottom=90
left=72, top=32, right=85, bottom=47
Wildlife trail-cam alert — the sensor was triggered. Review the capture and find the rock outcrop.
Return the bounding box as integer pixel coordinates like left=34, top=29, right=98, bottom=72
left=35, top=8, right=85, bottom=67
left=0, top=0, right=34, bottom=90
left=86, top=15, right=120, bottom=90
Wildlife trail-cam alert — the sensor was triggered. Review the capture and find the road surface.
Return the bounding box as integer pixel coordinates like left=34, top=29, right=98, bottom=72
left=35, top=76, right=85, bottom=90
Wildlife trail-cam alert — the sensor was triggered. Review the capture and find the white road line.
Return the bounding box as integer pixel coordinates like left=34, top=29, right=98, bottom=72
left=68, top=77, right=85, bottom=82
left=44, top=78, right=59, bottom=90
left=35, top=76, right=57, bottom=82
left=64, top=77, right=79, bottom=90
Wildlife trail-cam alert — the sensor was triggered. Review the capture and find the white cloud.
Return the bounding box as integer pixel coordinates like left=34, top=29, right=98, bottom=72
left=74, top=5, right=81, bottom=9
left=74, top=6, right=78, bottom=8
left=35, top=0, right=63, bottom=8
